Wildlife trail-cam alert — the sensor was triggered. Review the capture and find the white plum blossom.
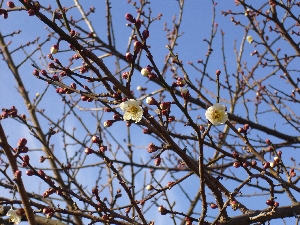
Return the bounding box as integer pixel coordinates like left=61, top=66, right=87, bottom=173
left=205, top=103, right=228, bottom=125
left=6, top=209, right=22, bottom=224
left=120, top=99, right=143, bottom=123
left=246, top=36, right=253, bottom=44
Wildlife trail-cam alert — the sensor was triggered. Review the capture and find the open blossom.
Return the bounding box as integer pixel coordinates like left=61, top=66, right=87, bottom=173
left=6, top=209, right=22, bottom=224
left=246, top=36, right=253, bottom=44
left=205, top=103, right=228, bottom=125
left=120, top=99, right=143, bottom=123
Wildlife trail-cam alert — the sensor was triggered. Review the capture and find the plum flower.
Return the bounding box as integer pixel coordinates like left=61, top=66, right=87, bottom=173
left=6, top=209, right=22, bottom=224
left=120, top=99, right=143, bottom=123
left=246, top=36, right=253, bottom=44
left=205, top=103, right=228, bottom=125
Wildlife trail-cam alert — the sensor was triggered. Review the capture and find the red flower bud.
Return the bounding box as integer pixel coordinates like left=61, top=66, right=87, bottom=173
left=135, top=19, right=142, bottom=29
left=154, top=157, right=161, bottom=166
left=26, top=170, right=34, bottom=176
left=215, top=70, right=221, bottom=76
left=18, top=138, right=27, bottom=147
left=32, top=69, right=39, bottom=76
left=125, top=13, right=135, bottom=23
left=7, top=1, right=15, bottom=8
left=134, top=41, right=143, bottom=53
left=210, top=203, right=218, bottom=209
left=85, top=148, right=93, bottom=155
left=265, top=139, right=271, bottom=145
left=125, top=52, right=133, bottom=62
left=142, top=30, right=149, bottom=40
left=40, top=70, right=47, bottom=76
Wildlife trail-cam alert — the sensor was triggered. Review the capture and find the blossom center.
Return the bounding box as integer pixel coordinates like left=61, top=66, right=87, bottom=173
left=127, top=106, right=139, bottom=114
left=211, top=109, right=222, bottom=120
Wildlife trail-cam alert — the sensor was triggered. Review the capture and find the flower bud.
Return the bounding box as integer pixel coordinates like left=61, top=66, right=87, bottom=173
left=26, top=170, right=34, bottom=176
left=14, top=170, right=22, bottom=180
left=125, top=52, right=133, bottom=62
left=122, top=71, right=129, bottom=79
left=125, top=13, right=135, bottom=23
left=7, top=1, right=15, bottom=8
left=27, top=8, right=34, bottom=16
left=33, top=1, right=40, bottom=11
left=158, top=206, right=167, bottom=215
left=233, top=161, right=240, bottom=168
left=146, top=184, right=154, bottom=191
left=104, top=120, right=114, bottom=127
left=210, top=203, right=218, bottom=209
left=18, top=138, right=27, bottom=147
left=50, top=44, right=59, bottom=54
left=85, top=148, right=93, bottom=155
left=134, top=41, right=143, bottom=53
left=154, top=157, right=161, bottom=166
left=146, top=97, right=157, bottom=105
left=135, top=19, right=142, bottom=29
left=99, top=145, right=107, bottom=152
left=148, top=72, right=157, bottom=79
left=265, top=139, right=271, bottom=145
left=215, top=70, right=221, bottom=76
left=232, top=151, right=239, bottom=159
left=148, top=143, right=159, bottom=153
left=142, top=30, right=149, bottom=40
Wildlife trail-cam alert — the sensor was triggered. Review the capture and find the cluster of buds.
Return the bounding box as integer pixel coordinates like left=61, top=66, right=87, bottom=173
left=43, top=207, right=54, bottom=219
left=1, top=106, right=18, bottom=119
left=26, top=1, right=41, bottom=16
left=125, top=13, right=144, bottom=30
left=43, top=187, right=56, bottom=198
left=81, top=95, right=93, bottom=102
left=173, top=77, right=186, bottom=87
left=266, top=199, right=279, bottom=208
left=148, top=143, right=159, bottom=153
left=22, top=155, right=30, bottom=167
left=79, top=66, right=89, bottom=74
left=14, top=138, right=29, bottom=154
left=159, top=102, right=172, bottom=116
left=122, top=71, right=130, bottom=79
left=238, top=124, right=250, bottom=133
left=181, top=88, right=190, bottom=100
